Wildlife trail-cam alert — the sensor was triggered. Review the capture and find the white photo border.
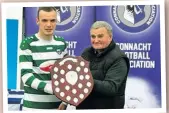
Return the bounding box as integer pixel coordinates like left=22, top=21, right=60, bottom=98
left=1, top=1, right=166, bottom=113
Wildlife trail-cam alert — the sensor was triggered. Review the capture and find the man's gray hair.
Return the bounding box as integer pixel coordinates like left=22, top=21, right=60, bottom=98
left=90, top=21, right=113, bottom=37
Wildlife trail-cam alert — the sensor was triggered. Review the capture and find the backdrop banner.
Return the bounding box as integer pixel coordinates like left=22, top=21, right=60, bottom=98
left=96, top=5, right=162, bottom=108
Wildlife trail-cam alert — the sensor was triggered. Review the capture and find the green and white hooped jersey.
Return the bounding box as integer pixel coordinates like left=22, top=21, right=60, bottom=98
left=19, top=34, right=67, bottom=110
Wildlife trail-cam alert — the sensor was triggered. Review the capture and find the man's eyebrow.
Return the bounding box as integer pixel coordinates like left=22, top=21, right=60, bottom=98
left=50, top=19, right=56, bottom=21
left=96, top=34, right=104, bottom=36
left=41, top=19, right=56, bottom=20
left=98, top=34, right=104, bottom=35
left=91, top=34, right=96, bottom=37
left=90, top=34, right=104, bottom=38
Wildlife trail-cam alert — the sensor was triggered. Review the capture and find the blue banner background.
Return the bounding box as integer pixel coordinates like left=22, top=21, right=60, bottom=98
left=95, top=5, right=161, bottom=106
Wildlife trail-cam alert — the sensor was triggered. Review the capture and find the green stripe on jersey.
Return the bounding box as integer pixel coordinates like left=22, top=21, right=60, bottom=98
left=23, top=100, right=61, bottom=109
left=21, top=69, right=32, bottom=76
left=20, top=55, right=32, bottom=62
left=54, top=35, right=66, bottom=42
left=21, top=68, right=51, bottom=80
left=34, top=73, right=51, bottom=80
left=25, top=76, right=35, bottom=86
left=24, top=86, right=50, bottom=95
left=20, top=35, right=38, bottom=50
left=32, top=59, right=59, bottom=67
left=38, top=82, right=46, bottom=90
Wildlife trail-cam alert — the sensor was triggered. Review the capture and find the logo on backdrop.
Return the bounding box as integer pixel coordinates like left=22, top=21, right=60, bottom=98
left=56, top=6, right=82, bottom=31
left=112, top=5, right=157, bottom=33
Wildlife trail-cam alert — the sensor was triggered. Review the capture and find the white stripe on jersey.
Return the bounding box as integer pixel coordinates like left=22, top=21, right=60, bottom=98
left=22, top=73, right=32, bottom=84
left=24, top=93, right=61, bottom=102
left=20, top=49, right=32, bottom=56
left=20, top=62, right=32, bottom=69
left=32, top=51, right=66, bottom=60
left=30, top=40, right=65, bottom=46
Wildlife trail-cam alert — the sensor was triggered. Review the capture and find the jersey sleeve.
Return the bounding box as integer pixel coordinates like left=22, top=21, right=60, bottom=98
left=19, top=37, right=53, bottom=94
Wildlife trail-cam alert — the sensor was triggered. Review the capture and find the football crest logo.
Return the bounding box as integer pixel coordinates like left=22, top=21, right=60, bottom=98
left=112, top=5, right=157, bottom=33
left=55, top=6, right=82, bottom=31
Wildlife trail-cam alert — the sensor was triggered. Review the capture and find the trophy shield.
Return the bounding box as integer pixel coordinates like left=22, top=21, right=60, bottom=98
left=50, top=56, right=94, bottom=106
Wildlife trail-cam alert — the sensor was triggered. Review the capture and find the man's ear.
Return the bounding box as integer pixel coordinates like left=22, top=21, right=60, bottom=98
left=36, top=18, right=39, bottom=25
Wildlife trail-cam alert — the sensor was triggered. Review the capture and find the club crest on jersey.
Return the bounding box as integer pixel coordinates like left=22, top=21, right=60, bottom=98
left=111, top=5, right=157, bottom=33
left=55, top=6, right=82, bottom=31
left=56, top=49, right=62, bottom=55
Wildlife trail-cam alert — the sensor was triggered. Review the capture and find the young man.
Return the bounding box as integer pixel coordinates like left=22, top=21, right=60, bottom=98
left=19, top=7, right=67, bottom=110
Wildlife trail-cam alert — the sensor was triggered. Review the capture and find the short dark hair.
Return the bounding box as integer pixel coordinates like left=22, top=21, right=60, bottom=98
left=37, top=7, right=57, bottom=18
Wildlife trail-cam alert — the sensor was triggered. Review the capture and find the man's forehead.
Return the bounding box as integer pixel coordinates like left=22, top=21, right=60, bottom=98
left=91, top=27, right=107, bottom=31
left=39, top=9, right=56, bottom=13
left=39, top=10, right=56, bottom=16
left=90, top=29, right=106, bottom=34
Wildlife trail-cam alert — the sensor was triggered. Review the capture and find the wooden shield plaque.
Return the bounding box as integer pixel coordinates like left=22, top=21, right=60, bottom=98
left=50, top=56, right=94, bottom=106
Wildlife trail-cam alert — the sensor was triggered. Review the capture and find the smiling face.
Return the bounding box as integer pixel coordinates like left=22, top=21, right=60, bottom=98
left=90, top=27, right=112, bottom=51
left=36, top=9, right=57, bottom=39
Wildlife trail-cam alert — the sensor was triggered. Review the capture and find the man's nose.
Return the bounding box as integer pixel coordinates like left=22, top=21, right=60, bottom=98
left=94, top=37, right=99, bottom=42
left=47, top=21, right=52, bottom=26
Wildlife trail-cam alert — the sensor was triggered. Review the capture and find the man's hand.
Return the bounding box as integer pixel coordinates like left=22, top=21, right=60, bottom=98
left=58, top=103, right=67, bottom=110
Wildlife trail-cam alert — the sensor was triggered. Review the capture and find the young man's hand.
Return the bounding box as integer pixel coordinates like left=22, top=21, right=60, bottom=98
left=58, top=103, right=67, bottom=110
